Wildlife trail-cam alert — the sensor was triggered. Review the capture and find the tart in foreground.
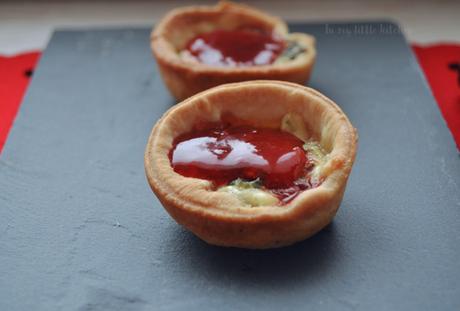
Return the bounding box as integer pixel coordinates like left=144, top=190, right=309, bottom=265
left=151, top=1, right=316, bottom=101
left=145, top=81, right=357, bottom=249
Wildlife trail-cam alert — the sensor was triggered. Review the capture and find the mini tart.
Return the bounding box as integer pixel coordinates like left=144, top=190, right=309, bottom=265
left=145, top=81, right=357, bottom=249
left=151, top=1, right=316, bottom=101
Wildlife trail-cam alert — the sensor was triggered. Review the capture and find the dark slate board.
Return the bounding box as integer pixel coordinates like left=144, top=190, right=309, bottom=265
left=1, top=22, right=459, bottom=311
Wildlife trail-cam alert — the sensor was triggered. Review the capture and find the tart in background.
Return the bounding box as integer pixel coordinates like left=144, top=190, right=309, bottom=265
left=151, top=1, right=316, bottom=101
left=145, top=81, right=357, bottom=249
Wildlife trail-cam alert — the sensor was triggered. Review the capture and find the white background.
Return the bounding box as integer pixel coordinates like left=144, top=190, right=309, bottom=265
left=1, top=0, right=459, bottom=55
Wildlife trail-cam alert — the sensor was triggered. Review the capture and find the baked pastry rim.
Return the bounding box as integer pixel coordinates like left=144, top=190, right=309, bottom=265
left=150, top=1, right=316, bottom=75
left=144, top=80, right=358, bottom=225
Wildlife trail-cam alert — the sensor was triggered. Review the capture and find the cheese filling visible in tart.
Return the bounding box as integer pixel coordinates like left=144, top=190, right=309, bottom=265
left=275, top=40, right=308, bottom=64
left=179, top=29, right=307, bottom=67
left=170, top=118, right=326, bottom=206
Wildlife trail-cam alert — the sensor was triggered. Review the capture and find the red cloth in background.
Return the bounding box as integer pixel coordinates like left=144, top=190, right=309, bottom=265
left=412, top=44, right=460, bottom=148
left=0, top=52, right=41, bottom=153
left=0, top=47, right=459, bottom=153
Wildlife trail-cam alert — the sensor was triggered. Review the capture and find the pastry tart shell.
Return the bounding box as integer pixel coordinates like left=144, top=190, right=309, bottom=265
left=151, top=1, right=316, bottom=101
left=145, top=81, right=357, bottom=249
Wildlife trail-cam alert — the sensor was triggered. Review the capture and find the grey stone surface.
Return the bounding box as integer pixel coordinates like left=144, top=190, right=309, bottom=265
left=0, top=22, right=459, bottom=311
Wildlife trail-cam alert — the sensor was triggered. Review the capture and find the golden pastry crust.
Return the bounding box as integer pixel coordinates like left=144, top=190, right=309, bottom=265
left=151, top=1, right=316, bottom=101
left=145, top=81, right=358, bottom=249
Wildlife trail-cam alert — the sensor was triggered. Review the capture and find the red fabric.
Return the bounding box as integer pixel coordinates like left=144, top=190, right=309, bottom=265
left=0, top=46, right=459, bottom=153
left=412, top=44, right=460, bottom=148
left=0, top=51, right=41, bottom=153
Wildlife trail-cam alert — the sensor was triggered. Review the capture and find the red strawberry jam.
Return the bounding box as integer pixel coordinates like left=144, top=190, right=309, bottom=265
left=185, top=29, right=285, bottom=67
left=170, top=126, right=316, bottom=204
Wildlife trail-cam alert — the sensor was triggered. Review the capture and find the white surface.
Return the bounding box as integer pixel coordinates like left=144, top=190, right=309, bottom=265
left=1, top=0, right=459, bottom=55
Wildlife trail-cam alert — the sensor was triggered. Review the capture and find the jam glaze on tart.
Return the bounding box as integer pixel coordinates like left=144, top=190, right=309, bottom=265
left=183, top=29, right=286, bottom=67
left=145, top=81, right=357, bottom=249
left=182, top=29, right=309, bottom=68
left=170, top=125, right=325, bottom=205
left=151, top=1, right=316, bottom=100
